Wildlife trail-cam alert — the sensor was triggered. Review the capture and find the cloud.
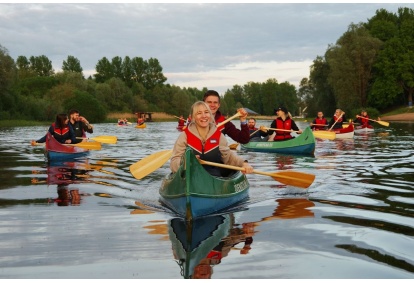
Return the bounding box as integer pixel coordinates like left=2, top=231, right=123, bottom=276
left=1, top=2, right=413, bottom=93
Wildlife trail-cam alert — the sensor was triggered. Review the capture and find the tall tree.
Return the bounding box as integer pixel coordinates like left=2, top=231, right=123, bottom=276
left=307, top=56, right=336, bottom=117
left=144, top=58, right=167, bottom=89
left=29, top=55, right=54, bottom=76
left=95, top=57, right=113, bottom=83
left=0, top=45, right=16, bottom=96
left=325, top=23, right=382, bottom=112
left=62, top=55, right=83, bottom=74
left=368, top=7, right=414, bottom=108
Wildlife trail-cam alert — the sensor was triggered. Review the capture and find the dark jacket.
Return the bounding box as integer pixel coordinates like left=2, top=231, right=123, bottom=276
left=214, top=110, right=250, bottom=144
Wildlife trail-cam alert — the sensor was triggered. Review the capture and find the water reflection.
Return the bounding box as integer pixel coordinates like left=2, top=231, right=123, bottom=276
left=165, top=198, right=314, bottom=279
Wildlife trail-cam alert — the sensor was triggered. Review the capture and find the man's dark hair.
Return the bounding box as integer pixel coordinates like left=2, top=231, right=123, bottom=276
left=68, top=109, right=79, bottom=115
left=203, top=90, right=220, bottom=102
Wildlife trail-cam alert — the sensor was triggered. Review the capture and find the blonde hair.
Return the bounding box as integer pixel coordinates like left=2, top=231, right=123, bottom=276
left=189, top=101, right=214, bottom=123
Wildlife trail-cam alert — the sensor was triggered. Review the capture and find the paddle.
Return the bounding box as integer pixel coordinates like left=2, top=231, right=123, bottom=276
left=229, top=129, right=260, bottom=150
left=174, top=115, right=187, bottom=121
left=328, top=112, right=344, bottom=131
left=356, top=115, right=389, bottom=127
left=76, top=135, right=117, bottom=144
left=198, top=160, right=315, bottom=188
left=32, top=141, right=102, bottom=150
left=129, top=111, right=242, bottom=180
left=263, top=126, right=335, bottom=140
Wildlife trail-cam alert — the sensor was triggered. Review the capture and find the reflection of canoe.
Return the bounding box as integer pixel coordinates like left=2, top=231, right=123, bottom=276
left=169, top=214, right=231, bottom=279
left=47, top=160, right=90, bottom=185
left=354, top=125, right=374, bottom=133
left=135, top=123, right=146, bottom=128
left=159, top=148, right=249, bottom=219
left=45, top=133, right=89, bottom=161
left=334, top=123, right=354, bottom=139
left=240, top=127, right=315, bottom=156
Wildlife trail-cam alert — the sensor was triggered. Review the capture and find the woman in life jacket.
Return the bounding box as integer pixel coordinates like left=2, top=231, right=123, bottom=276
left=170, top=101, right=254, bottom=177
left=266, top=106, right=302, bottom=141
left=31, top=113, right=77, bottom=145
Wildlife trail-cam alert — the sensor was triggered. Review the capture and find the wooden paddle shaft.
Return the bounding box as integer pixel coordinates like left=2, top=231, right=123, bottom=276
left=329, top=113, right=344, bottom=131
left=265, top=127, right=298, bottom=133
left=174, top=115, right=186, bottom=121
left=217, top=112, right=242, bottom=128
left=357, top=115, right=377, bottom=122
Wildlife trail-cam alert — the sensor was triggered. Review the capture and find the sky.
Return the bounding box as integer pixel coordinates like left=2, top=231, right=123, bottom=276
left=1, top=2, right=414, bottom=94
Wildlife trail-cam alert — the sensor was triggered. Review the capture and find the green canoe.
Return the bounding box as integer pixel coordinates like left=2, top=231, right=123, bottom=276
left=240, top=126, right=316, bottom=156
left=159, top=148, right=250, bottom=220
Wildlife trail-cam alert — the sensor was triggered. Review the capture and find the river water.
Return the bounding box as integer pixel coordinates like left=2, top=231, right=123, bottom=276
left=0, top=121, right=413, bottom=279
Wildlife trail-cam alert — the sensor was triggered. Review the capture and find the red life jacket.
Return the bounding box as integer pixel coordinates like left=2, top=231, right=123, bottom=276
left=51, top=122, right=71, bottom=142
left=184, top=127, right=222, bottom=164
left=215, top=114, right=226, bottom=132
left=273, top=118, right=293, bottom=141
left=313, top=117, right=327, bottom=130
left=358, top=115, right=370, bottom=127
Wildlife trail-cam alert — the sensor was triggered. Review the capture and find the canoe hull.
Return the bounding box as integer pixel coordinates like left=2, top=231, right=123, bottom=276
left=240, top=127, right=315, bottom=155
left=135, top=123, right=146, bottom=128
left=159, top=149, right=249, bottom=219
left=334, top=123, right=354, bottom=139
left=354, top=125, right=374, bottom=133
left=45, top=133, right=89, bottom=162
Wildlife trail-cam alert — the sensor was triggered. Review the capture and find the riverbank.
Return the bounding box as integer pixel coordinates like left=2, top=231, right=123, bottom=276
left=1, top=107, right=413, bottom=128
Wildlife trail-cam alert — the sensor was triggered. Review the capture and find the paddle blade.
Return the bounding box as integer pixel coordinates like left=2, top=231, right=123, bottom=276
left=67, top=142, right=102, bottom=150
left=229, top=143, right=239, bottom=150
left=377, top=120, right=389, bottom=127
left=129, top=149, right=173, bottom=180
left=268, top=171, right=315, bottom=188
left=91, top=136, right=117, bottom=144
left=313, top=130, right=336, bottom=140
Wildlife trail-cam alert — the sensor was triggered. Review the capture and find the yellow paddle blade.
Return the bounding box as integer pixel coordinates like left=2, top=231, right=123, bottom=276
left=129, top=149, right=173, bottom=180
left=199, top=160, right=315, bottom=188
left=377, top=120, right=389, bottom=127
left=229, top=143, right=239, bottom=150
left=90, top=136, right=117, bottom=144
left=313, top=130, right=336, bottom=140
left=66, top=142, right=102, bottom=150
left=260, top=170, right=315, bottom=188
left=77, top=135, right=117, bottom=144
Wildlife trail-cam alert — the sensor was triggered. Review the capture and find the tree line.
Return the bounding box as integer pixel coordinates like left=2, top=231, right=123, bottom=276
left=0, top=7, right=412, bottom=123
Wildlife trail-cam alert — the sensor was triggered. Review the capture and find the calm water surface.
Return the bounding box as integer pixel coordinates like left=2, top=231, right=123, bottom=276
left=0, top=121, right=413, bottom=279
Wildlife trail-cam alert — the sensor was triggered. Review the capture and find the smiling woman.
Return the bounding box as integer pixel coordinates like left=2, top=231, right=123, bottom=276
left=170, top=101, right=253, bottom=177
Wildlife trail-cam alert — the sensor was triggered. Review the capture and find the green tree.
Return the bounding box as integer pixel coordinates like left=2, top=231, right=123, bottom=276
left=95, top=57, right=113, bottom=83
left=62, top=55, right=83, bottom=74
left=29, top=55, right=54, bottom=76
left=307, top=56, right=336, bottom=117
left=63, top=90, right=107, bottom=122
left=368, top=7, right=414, bottom=108
left=131, top=57, right=147, bottom=85
left=144, top=58, right=167, bottom=89
left=16, top=55, right=35, bottom=79
left=0, top=45, right=16, bottom=97
left=325, top=23, right=382, bottom=112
